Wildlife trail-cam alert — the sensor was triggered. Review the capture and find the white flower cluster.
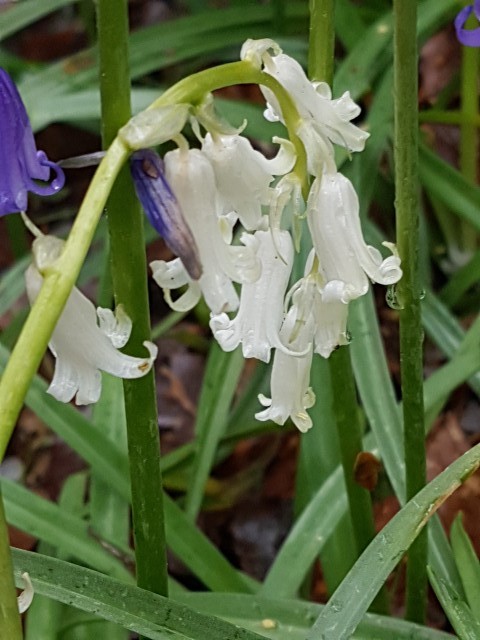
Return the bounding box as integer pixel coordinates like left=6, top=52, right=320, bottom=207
left=26, top=39, right=401, bottom=428
left=145, top=38, right=402, bottom=432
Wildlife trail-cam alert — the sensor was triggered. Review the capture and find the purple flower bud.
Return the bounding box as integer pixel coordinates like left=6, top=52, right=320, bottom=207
left=130, top=149, right=202, bottom=280
left=0, top=68, right=65, bottom=216
left=455, top=1, right=480, bottom=47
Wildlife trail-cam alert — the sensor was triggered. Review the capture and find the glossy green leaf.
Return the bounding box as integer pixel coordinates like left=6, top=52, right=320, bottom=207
left=12, top=549, right=456, bottom=640
left=0, top=0, right=76, bottom=41
left=429, top=566, right=480, bottom=640
left=1, top=478, right=132, bottom=581
left=185, top=344, right=244, bottom=519
left=419, top=143, right=480, bottom=233
left=307, top=443, right=480, bottom=639
left=451, top=515, right=480, bottom=621
left=12, top=550, right=264, bottom=640
left=261, top=466, right=346, bottom=597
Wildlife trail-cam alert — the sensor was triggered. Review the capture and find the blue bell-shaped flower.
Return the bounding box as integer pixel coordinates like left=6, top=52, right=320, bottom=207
left=0, top=68, right=65, bottom=215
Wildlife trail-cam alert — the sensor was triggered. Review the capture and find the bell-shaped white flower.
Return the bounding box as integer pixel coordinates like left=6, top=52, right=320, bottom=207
left=307, top=171, right=402, bottom=303
left=255, top=308, right=315, bottom=433
left=25, top=235, right=157, bottom=406
left=241, top=39, right=369, bottom=176
left=151, top=147, right=260, bottom=314
left=210, top=228, right=294, bottom=362
left=284, top=251, right=349, bottom=359
left=202, top=133, right=295, bottom=231
left=313, top=294, right=350, bottom=358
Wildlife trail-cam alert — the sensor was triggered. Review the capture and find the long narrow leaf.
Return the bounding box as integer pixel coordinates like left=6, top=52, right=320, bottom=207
left=429, top=566, right=480, bottom=640
left=12, top=550, right=456, bottom=640
left=307, top=443, right=480, bottom=639
left=12, top=550, right=264, bottom=640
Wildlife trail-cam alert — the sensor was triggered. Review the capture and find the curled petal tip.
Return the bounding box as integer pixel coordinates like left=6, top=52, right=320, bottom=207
left=455, top=4, right=480, bottom=46
left=0, top=68, right=65, bottom=215
left=17, top=573, right=34, bottom=614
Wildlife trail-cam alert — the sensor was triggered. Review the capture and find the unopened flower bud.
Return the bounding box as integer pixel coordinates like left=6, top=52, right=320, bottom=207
left=130, top=148, right=202, bottom=280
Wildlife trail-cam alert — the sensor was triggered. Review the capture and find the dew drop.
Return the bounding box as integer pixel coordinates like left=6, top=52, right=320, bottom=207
left=386, top=285, right=404, bottom=310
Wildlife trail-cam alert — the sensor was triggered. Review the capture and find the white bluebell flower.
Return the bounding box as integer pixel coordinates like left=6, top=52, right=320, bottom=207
left=241, top=39, right=369, bottom=176
left=210, top=228, right=294, bottom=362
left=201, top=133, right=295, bottom=231
left=25, top=235, right=157, bottom=405
left=150, top=146, right=260, bottom=314
left=307, top=171, right=402, bottom=303
left=255, top=307, right=315, bottom=433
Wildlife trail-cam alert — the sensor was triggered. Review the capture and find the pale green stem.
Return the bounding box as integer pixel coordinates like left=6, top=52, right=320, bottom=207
left=0, top=137, right=128, bottom=459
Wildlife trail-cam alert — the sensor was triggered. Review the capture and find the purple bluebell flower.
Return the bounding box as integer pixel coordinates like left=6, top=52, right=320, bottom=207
left=455, top=1, right=480, bottom=46
left=0, top=68, right=65, bottom=216
left=130, top=148, right=202, bottom=280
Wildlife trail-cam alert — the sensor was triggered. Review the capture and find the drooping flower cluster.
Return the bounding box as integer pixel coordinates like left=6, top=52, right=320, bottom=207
left=128, top=38, right=402, bottom=432
left=7, top=40, right=401, bottom=424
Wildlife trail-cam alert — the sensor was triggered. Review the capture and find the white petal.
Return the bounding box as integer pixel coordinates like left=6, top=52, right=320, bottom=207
left=164, top=283, right=202, bottom=312
left=212, top=229, right=293, bottom=362
left=255, top=343, right=314, bottom=432
left=150, top=258, right=189, bottom=289
left=97, top=304, right=132, bottom=348
left=240, top=38, right=282, bottom=67
left=17, top=573, right=34, bottom=614
left=307, top=173, right=370, bottom=299
left=297, top=121, right=336, bottom=176
left=328, top=173, right=402, bottom=286
left=202, top=133, right=293, bottom=231
left=164, top=148, right=254, bottom=310
left=209, top=312, right=241, bottom=352
left=314, top=297, right=350, bottom=358
left=26, top=242, right=157, bottom=406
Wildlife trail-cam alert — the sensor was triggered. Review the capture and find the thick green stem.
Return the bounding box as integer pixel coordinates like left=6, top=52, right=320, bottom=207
left=459, top=15, right=479, bottom=253
left=393, top=0, right=427, bottom=624
left=308, top=0, right=335, bottom=82
left=329, top=346, right=387, bottom=618
left=309, top=0, right=383, bottom=608
left=0, top=489, right=22, bottom=639
left=96, top=0, right=168, bottom=596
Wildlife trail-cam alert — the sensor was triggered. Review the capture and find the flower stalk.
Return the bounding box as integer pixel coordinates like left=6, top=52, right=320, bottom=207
left=308, top=0, right=384, bottom=611
left=459, top=9, right=479, bottom=254
left=393, top=0, right=427, bottom=623
left=95, top=0, right=168, bottom=597
left=0, top=488, right=22, bottom=640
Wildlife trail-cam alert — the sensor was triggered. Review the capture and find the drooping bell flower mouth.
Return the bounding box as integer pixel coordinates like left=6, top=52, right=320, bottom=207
left=455, top=1, right=480, bottom=46
left=0, top=68, right=65, bottom=216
